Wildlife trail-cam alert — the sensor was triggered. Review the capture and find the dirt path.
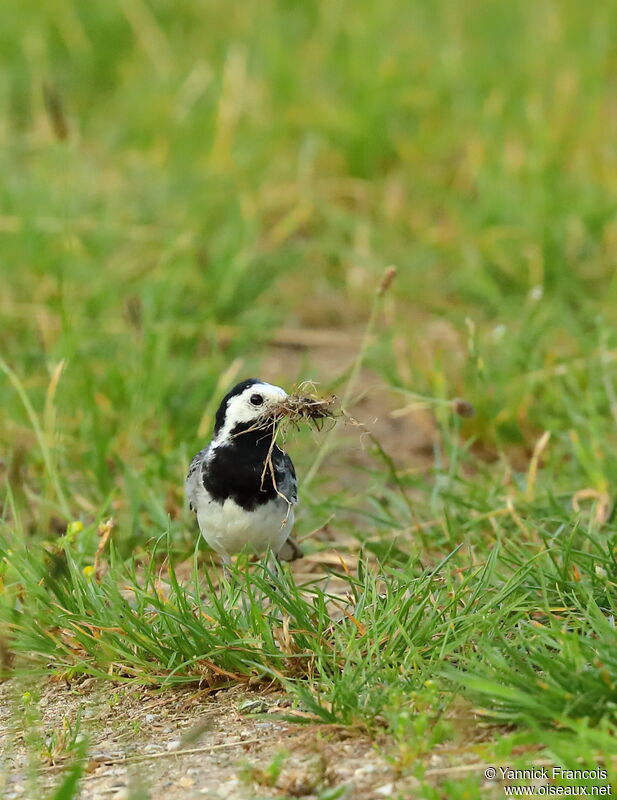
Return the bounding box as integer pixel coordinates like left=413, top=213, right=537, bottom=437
left=1, top=680, right=419, bottom=799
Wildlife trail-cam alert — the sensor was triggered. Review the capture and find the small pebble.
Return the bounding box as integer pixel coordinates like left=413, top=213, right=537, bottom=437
left=89, top=752, right=114, bottom=763
left=217, top=779, right=242, bottom=798
left=376, top=784, right=394, bottom=796
left=167, top=739, right=181, bottom=752
left=237, top=698, right=268, bottom=714
left=355, top=763, right=377, bottom=775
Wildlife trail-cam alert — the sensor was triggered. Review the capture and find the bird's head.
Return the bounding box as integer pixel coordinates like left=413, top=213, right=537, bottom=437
left=212, top=378, right=288, bottom=444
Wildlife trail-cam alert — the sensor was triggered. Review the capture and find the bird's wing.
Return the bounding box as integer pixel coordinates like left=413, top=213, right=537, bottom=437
left=185, top=446, right=210, bottom=513
left=275, top=452, right=298, bottom=505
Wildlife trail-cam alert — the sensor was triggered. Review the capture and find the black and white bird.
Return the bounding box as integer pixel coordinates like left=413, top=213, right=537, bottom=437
left=186, top=379, right=300, bottom=564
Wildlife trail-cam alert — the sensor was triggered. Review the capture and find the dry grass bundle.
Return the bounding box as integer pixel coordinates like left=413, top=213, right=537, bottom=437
left=268, top=390, right=338, bottom=433
left=250, top=385, right=339, bottom=512
left=231, top=386, right=338, bottom=441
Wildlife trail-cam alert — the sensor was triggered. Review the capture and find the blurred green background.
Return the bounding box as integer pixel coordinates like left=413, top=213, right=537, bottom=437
left=1, top=0, right=617, bottom=545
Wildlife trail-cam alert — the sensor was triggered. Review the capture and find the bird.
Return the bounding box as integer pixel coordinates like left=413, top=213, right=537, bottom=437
left=186, top=378, right=301, bottom=565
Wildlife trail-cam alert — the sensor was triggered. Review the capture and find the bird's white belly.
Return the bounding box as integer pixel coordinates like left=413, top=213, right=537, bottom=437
left=196, top=494, right=294, bottom=556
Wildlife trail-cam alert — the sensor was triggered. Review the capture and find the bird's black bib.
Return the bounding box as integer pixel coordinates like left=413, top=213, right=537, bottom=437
left=202, top=422, right=296, bottom=512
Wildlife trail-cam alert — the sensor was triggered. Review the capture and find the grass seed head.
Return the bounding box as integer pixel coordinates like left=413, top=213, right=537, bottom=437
left=452, top=398, right=475, bottom=418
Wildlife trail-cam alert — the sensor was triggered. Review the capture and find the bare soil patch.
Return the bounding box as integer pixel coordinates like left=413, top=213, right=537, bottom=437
left=0, top=680, right=420, bottom=799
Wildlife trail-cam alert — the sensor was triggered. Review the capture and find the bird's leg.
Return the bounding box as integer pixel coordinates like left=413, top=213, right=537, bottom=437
left=219, top=553, right=232, bottom=585
left=265, top=550, right=280, bottom=578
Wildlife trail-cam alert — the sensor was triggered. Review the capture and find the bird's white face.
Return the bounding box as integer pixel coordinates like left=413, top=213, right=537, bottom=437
left=214, top=381, right=288, bottom=444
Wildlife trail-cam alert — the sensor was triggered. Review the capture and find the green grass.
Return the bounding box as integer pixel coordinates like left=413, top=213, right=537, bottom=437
left=2, top=0, right=617, bottom=796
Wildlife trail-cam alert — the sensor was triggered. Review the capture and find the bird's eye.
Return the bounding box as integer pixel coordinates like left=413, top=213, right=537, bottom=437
left=250, top=393, right=264, bottom=406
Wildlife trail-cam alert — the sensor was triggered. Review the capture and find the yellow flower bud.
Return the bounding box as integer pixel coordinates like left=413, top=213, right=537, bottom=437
left=67, top=520, right=84, bottom=536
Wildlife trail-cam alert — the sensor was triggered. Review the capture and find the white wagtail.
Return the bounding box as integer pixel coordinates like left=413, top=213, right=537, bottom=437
left=186, top=379, right=301, bottom=565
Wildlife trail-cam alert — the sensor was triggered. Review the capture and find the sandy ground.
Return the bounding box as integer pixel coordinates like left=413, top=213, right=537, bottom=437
left=0, top=679, right=425, bottom=799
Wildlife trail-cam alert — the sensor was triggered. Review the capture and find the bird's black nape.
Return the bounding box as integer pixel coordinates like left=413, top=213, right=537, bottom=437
left=213, top=378, right=263, bottom=435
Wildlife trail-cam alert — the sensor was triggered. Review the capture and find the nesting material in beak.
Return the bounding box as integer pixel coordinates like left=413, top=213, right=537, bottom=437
left=267, top=391, right=338, bottom=432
